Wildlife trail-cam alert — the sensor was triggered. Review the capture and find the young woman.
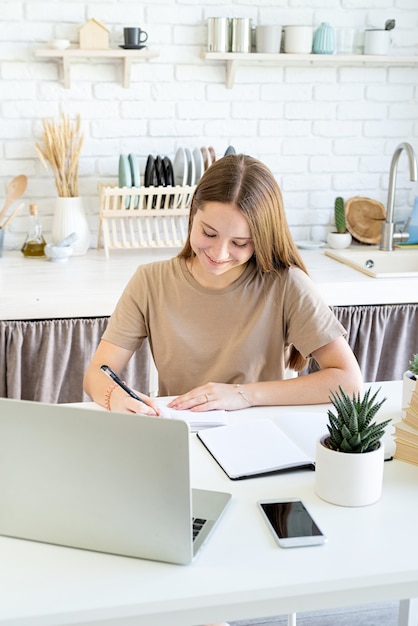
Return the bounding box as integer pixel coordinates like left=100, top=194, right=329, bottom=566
left=84, top=154, right=362, bottom=415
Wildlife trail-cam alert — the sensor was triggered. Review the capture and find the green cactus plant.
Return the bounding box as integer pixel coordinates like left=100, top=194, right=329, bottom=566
left=408, top=354, right=418, bottom=377
left=334, top=196, right=346, bottom=233
left=325, top=386, right=390, bottom=453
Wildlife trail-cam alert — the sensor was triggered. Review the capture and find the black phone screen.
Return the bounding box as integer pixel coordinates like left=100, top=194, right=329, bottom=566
left=260, top=500, right=323, bottom=538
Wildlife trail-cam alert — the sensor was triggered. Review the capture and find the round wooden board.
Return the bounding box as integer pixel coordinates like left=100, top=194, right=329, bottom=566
left=345, top=196, right=386, bottom=244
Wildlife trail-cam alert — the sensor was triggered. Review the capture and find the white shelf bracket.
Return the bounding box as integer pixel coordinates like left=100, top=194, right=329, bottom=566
left=123, top=57, right=132, bottom=88
left=62, top=56, right=71, bottom=89
left=226, top=59, right=238, bottom=89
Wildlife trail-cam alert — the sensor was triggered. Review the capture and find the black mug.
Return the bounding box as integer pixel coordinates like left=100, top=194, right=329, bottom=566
left=124, top=27, right=148, bottom=46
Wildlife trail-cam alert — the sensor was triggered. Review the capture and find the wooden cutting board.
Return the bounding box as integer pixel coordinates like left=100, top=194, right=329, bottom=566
left=345, top=197, right=386, bottom=244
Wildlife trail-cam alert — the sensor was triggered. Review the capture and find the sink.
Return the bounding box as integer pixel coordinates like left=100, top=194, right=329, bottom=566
left=325, top=248, right=418, bottom=278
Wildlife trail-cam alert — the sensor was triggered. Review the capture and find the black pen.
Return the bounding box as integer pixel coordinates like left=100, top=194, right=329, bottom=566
left=100, top=364, right=147, bottom=406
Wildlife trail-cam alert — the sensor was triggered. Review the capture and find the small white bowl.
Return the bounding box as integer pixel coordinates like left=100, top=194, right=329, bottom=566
left=51, top=39, right=70, bottom=50
left=45, top=243, right=73, bottom=263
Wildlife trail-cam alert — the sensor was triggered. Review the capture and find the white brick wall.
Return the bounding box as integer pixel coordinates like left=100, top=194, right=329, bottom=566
left=0, top=0, right=417, bottom=250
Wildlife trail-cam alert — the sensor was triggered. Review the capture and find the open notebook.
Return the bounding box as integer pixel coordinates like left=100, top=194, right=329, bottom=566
left=197, top=412, right=395, bottom=480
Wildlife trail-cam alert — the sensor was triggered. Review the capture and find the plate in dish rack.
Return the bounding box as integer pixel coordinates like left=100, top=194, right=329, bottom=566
left=201, top=146, right=211, bottom=171
left=119, top=154, right=132, bottom=208
left=185, top=148, right=195, bottom=186
left=173, top=147, right=188, bottom=186
left=192, top=147, right=204, bottom=184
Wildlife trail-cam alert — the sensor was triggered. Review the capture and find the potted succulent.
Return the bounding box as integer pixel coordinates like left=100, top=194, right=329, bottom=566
left=315, top=386, right=390, bottom=507
left=327, top=196, right=352, bottom=249
left=402, top=353, right=418, bottom=416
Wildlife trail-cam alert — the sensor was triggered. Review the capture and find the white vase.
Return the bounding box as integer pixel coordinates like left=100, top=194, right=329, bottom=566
left=326, top=231, right=352, bottom=249
left=402, top=372, right=417, bottom=417
left=52, top=197, right=90, bottom=256
left=315, top=436, right=384, bottom=507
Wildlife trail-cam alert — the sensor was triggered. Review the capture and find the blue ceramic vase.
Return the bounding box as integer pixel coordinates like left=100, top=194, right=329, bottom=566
left=313, top=22, right=335, bottom=54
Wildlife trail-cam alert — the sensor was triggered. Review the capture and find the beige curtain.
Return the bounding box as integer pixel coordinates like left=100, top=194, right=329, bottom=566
left=0, top=317, right=150, bottom=403
left=308, top=304, right=418, bottom=382
left=1, top=304, right=417, bottom=402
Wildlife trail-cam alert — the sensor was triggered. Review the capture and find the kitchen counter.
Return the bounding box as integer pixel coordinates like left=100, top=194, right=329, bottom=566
left=1, top=247, right=418, bottom=321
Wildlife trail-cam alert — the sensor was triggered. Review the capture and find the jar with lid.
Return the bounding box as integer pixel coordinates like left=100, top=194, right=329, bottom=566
left=21, top=204, right=46, bottom=257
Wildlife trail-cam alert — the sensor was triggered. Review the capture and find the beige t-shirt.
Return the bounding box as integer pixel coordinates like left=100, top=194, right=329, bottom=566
left=103, top=257, right=345, bottom=396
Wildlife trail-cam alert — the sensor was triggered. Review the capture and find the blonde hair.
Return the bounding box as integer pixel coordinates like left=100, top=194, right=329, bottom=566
left=179, top=154, right=309, bottom=371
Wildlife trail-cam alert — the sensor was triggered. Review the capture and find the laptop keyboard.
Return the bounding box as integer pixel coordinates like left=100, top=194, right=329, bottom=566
left=192, top=517, right=207, bottom=541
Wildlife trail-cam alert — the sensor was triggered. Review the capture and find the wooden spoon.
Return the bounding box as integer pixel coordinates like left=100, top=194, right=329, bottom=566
left=0, top=175, right=28, bottom=224
left=0, top=202, right=25, bottom=230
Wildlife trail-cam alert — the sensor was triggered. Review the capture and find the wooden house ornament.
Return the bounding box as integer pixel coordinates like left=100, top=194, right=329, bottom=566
left=79, top=19, right=109, bottom=50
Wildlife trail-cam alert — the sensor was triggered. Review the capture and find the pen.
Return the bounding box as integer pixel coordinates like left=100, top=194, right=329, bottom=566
left=100, top=364, right=147, bottom=406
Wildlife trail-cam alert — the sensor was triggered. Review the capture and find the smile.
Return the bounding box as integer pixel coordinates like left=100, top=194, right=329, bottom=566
left=205, top=252, right=231, bottom=265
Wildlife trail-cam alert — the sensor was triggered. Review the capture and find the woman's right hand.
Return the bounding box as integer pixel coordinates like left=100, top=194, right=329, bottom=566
left=107, top=385, right=162, bottom=416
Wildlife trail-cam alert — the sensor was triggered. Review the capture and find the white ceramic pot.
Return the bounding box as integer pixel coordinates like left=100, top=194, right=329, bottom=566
left=283, top=26, right=313, bottom=54
left=315, top=436, right=385, bottom=507
left=402, top=372, right=417, bottom=417
left=255, top=25, right=282, bottom=54
left=364, top=29, right=391, bottom=55
left=327, top=231, right=352, bottom=249
left=52, top=197, right=90, bottom=256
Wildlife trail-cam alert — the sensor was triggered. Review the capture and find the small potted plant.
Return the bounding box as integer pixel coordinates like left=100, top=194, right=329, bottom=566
left=315, top=386, right=390, bottom=507
left=402, top=353, right=418, bottom=416
left=327, top=196, right=352, bottom=249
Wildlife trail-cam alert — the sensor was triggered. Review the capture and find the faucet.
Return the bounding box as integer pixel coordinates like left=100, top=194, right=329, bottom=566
left=380, top=142, right=418, bottom=251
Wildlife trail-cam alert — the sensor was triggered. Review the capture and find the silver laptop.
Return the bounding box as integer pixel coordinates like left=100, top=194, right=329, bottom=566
left=0, top=398, right=231, bottom=565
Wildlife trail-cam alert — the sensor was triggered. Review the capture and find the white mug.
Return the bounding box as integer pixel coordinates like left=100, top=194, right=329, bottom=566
left=283, top=26, right=313, bottom=54
left=255, top=25, right=282, bottom=54
left=364, top=29, right=391, bottom=55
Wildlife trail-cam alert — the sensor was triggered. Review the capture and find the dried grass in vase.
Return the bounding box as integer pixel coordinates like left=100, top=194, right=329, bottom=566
left=36, top=113, right=84, bottom=198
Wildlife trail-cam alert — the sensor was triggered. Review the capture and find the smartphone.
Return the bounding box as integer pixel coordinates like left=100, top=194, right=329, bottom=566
left=258, top=498, right=327, bottom=548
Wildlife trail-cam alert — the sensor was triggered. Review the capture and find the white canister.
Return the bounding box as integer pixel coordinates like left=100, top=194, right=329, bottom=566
left=255, top=24, right=282, bottom=54
left=364, top=29, right=391, bottom=55
left=231, top=18, right=252, bottom=53
left=207, top=17, right=230, bottom=52
left=283, top=25, right=313, bottom=54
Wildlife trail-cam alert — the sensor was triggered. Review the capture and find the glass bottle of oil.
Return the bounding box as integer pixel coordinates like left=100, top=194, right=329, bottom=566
left=21, top=204, right=46, bottom=257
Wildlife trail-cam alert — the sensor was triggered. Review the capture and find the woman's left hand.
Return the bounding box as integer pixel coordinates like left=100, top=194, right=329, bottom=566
left=167, top=382, right=251, bottom=412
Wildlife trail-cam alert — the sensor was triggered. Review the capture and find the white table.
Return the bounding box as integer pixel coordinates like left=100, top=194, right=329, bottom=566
left=1, top=380, right=418, bottom=626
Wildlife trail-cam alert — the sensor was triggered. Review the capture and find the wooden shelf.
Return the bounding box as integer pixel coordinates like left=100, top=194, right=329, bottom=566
left=34, top=47, right=160, bottom=88
left=201, top=51, right=418, bottom=88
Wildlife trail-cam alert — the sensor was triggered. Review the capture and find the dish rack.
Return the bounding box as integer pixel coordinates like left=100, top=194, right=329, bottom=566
left=98, top=183, right=196, bottom=258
